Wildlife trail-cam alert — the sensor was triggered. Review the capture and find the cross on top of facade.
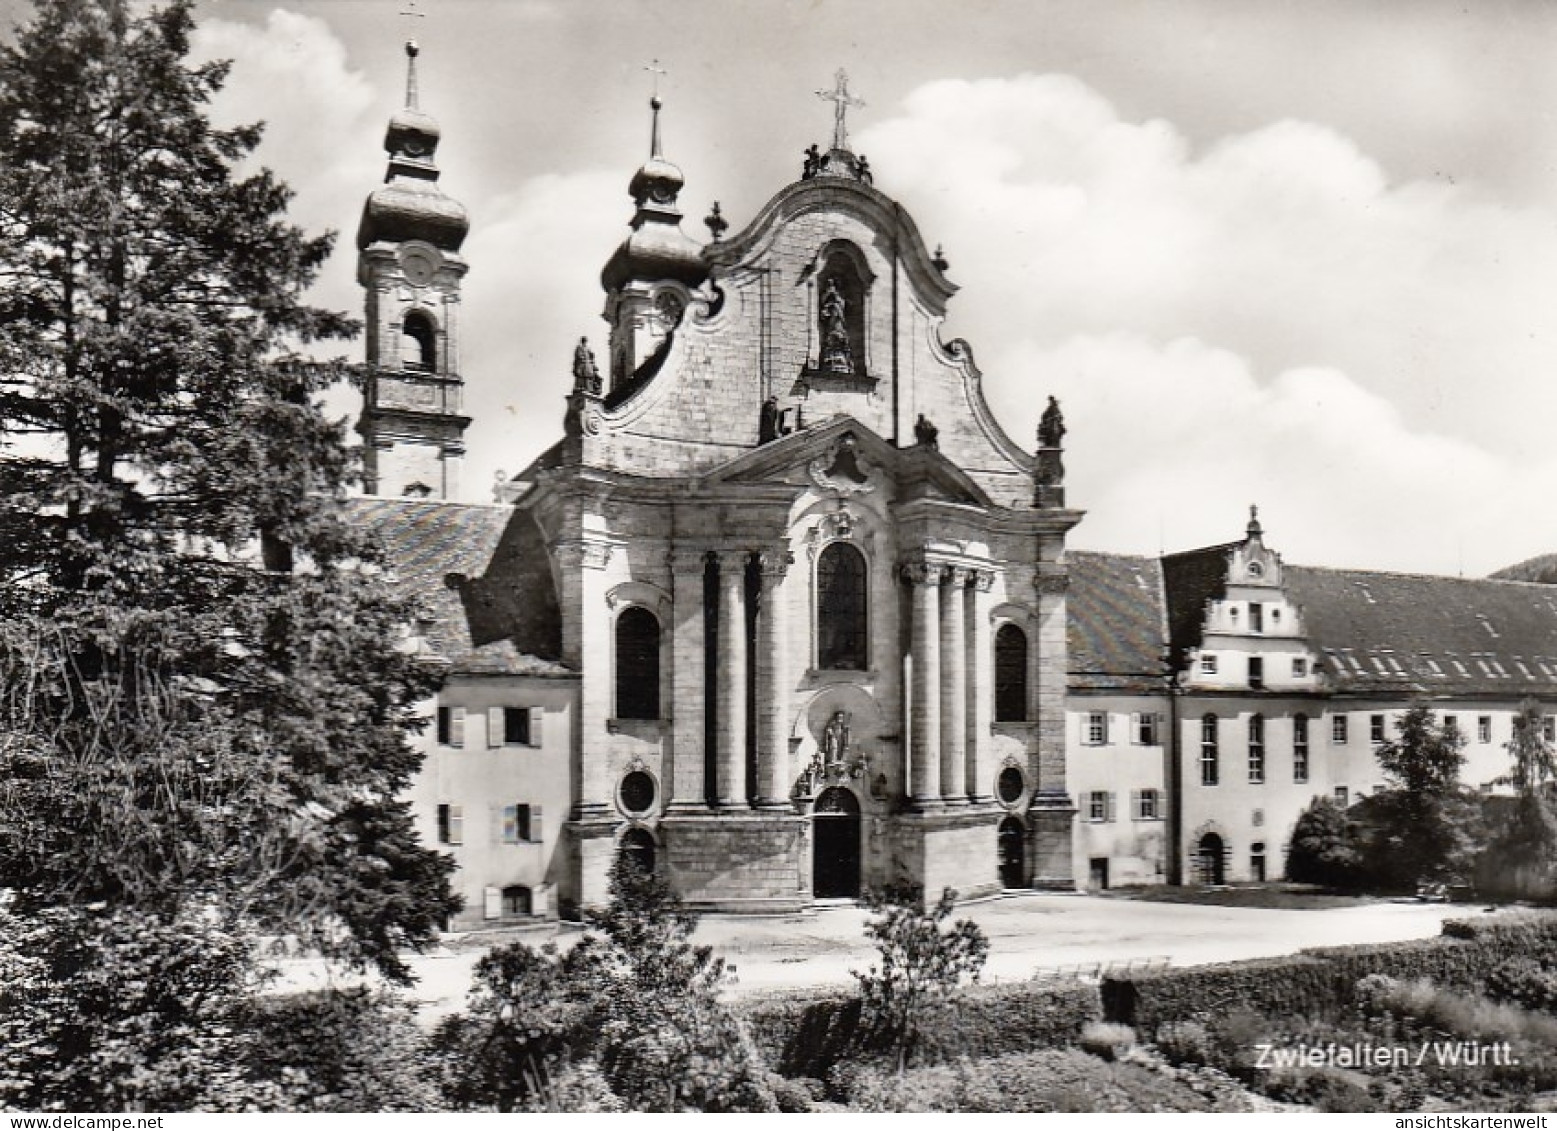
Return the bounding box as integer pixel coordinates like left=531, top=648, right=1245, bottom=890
left=816, top=68, right=864, bottom=152
left=644, top=58, right=667, bottom=99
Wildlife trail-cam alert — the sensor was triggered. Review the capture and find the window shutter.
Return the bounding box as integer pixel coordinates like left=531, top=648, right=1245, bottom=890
left=1130, top=789, right=1141, bottom=818
left=1103, top=714, right=1111, bottom=744
left=501, top=805, right=517, bottom=844
left=488, top=707, right=504, bottom=749
left=448, top=805, right=463, bottom=845
left=1106, top=793, right=1117, bottom=823
left=528, top=706, right=544, bottom=747
left=449, top=707, right=466, bottom=749
left=531, top=805, right=544, bottom=842
left=483, top=885, right=501, bottom=920
left=436, top=707, right=450, bottom=745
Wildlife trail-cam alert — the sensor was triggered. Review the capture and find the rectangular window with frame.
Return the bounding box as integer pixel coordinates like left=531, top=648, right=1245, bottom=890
left=1134, top=712, right=1160, bottom=746
left=502, top=803, right=541, bottom=844
left=1201, top=714, right=1219, bottom=786
left=1293, top=713, right=1310, bottom=783
left=1546, top=717, right=1557, bottom=744
left=488, top=706, right=543, bottom=748
left=436, top=803, right=463, bottom=846
left=1332, top=714, right=1348, bottom=744
left=437, top=706, right=466, bottom=749
left=1334, top=786, right=1349, bottom=808
left=1200, top=654, right=1218, bottom=676
left=1479, top=716, right=1493, bottom=744
left=1249, top=602, right=1264, bottom=634
left=1370, top=714, right=1387, bottom=744
left=1248, top=715, right=1265, bottom=784
left=1443, top=715, right=1458, bottom=739
left=1292, top=657, right=1307, bottom=679
left=1248, top=656, right=1264, bottom=689
left=1084, top=712, right=1109, bottom=746
left=1088, top=790, right=1115, bottom=823
left=1134, top=788, right=1161, bottom=821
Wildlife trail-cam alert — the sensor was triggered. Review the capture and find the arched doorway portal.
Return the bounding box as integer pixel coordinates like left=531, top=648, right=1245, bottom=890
left=1195, top=832, right=1225, bottom=886
left=997, top=817, right=1025, bottom=889
left=812, top=787, right=861, bottom=898
left=620, top=827, right=656, bottom=875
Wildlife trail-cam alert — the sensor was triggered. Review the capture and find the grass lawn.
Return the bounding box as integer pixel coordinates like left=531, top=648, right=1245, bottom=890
left=1103, top=883, right=1380, bottom=910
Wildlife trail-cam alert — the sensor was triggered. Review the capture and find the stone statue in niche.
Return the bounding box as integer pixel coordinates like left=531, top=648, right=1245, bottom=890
left=914, top=413, right=939, bottom=449
left=1038, top=395, right=1066, bottom=449
left=572, top=336, right=601, bottom=396
left=819, top=279, right=855, bottom=374
left=822, top=709, right=851, bottom=766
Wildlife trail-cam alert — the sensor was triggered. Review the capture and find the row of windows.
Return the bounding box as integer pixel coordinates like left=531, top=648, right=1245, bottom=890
left=435, top=802, right=543, bottom=846
left=1082, top=712, right=1161, bottom=747
left=603, top=546, right=1036, bottom=724
left=1198, top=654, right=1308, bottom=681
left=1201, top=713, right=1308, bottom=786
left=437, top=706, right=544, bottom=748
left=1085, top=789, right=1163, bottom=822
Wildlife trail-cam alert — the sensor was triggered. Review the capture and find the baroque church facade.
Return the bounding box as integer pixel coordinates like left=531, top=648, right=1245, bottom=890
left=348, top=48, right=1557, bottom=925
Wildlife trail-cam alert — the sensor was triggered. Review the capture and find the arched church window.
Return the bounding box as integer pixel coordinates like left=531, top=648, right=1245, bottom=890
left=615, top=606, right=661, bottom=720
left=994, top=623, right=1028, bottom=722
left=401, top=310, right=436, bottom=372
left=817, top=542, right=867, bottom=670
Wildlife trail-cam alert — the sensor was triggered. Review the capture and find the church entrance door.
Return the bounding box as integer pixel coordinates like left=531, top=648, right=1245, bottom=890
left=812, top=787, right=861, bottom=898
left=997, top=816, right=1025, bottom=889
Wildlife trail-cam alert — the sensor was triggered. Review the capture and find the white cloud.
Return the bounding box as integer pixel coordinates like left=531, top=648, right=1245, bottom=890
left=854, top=74, right=1557, bottom=573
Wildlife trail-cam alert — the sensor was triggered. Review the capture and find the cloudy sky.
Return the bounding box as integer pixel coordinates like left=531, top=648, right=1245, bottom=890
left=24, top=0, right=1557, bottom=576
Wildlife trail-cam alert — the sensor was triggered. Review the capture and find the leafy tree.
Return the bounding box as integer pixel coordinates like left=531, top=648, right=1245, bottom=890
left=852, top=883, right=990, bottom=1071
left=1484, top=700, right=1557, bottom=897
left=0, top=0, right=456, bottom=978
left=1285, top=796, right=1362, bottom=887
left=1370, top=703, right=1474, bottom=887
left=433, top=858, right=777, bottom=1112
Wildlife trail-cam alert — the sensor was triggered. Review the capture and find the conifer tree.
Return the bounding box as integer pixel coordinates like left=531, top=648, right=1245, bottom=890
left=0, top=0, right=457, bottom=980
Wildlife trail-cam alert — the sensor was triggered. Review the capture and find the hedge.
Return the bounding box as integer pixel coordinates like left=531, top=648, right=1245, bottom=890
left=738, top=979, right=1102, bottom=1078
left=1102, top=910, right=1557, bottom=1032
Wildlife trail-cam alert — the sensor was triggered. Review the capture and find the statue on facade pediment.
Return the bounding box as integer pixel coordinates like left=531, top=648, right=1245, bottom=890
left=572, top=336, right=601, bottom=396
left=914, top=413, right=939, bottom=450
left=1038, top=395, right=1066, bottom=449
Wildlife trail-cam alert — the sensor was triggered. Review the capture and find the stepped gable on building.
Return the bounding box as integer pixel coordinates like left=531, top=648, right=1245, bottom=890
left=346, top=497, right=566, bottom=676
left=1160, top=536, right=1246, bottom=674
left=1284, top=566, right=1557, bottom=698
left=1066, top=551, right=1168, bottom=692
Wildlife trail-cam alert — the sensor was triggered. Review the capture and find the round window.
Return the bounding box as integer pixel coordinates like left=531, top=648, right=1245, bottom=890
left=620, top=770, right=657, bottom=815
left=997, top=766, right=1024, bottom=805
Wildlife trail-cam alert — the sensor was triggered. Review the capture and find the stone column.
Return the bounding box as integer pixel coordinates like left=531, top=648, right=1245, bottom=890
left=551, top=536, right=616, bottom=820
left=905, top=562, right=942, bottom=806
left=666, top=548, right=708, bottom=811
left=939, top=567, right=969, bottom=804
left=755, top=548, right=793, bottom=808
left=967, top=569, right=995, bottom=802
left=716, top=552, right=747, bottom=807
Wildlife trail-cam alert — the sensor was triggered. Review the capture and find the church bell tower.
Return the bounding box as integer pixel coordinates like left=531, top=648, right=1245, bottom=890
left=356, top=40, right=471, bottom=499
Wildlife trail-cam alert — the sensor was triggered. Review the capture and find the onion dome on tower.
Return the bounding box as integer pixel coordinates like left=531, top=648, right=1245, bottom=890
left=600, top=95, right=706, bottom=292
left=357, top=40, right=469, bottom=253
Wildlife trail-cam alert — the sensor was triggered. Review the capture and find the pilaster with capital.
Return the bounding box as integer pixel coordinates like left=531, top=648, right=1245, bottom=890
left=967, top=568, right=996, bottom=801
left=1034, top=557, right=1071, bottom=797
left=755, top=548, right=793, bottom=808
left=552, top=534, right=618, bottom=820
left=939, top=567, right=969, bottom=803
left=715, top=551, right=748, bottom=806
left=903, top=561, right=943, bottom=806
left=666, top=548, right=709, bottom=811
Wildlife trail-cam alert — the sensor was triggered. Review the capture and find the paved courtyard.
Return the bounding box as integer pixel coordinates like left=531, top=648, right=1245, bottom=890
left=277, top=892, right=1462, bottom=1023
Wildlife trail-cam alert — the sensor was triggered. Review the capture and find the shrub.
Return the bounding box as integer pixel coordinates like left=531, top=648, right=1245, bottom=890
left=1153, top=1020, right=1216, bottom=1067
left=838, top=1049, right=1233, bottom=1112
left=852, top=884, right=989, bottom=1069
left=434, top=856, right=776, bottom=1113
left=1488, top=957, right=1557, bottom=1012
left=240, top=988, right=441, bottom=1112
left=1079, top=1022, right=1136, bottom=1061
left=1286, top=797, right=1363, bottom=887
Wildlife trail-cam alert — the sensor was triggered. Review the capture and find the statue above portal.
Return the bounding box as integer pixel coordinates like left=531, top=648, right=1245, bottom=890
left=820, top=279, right=854, bottom=374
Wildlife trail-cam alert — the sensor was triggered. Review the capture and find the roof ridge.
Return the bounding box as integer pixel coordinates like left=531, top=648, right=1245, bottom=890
left=1289, top=562, right=1557, bottom=590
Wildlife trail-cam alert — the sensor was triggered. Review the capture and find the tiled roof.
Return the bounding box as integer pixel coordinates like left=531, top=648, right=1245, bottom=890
left=1284, top=566, right=1557, bottom=699
left=1067, top=551, right=1169, bottom=692
left=344, top=497, right=569, bottom=677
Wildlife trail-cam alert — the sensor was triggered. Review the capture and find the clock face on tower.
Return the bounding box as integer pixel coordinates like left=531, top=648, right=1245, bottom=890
left=398, top=245, right=440, bottom=287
